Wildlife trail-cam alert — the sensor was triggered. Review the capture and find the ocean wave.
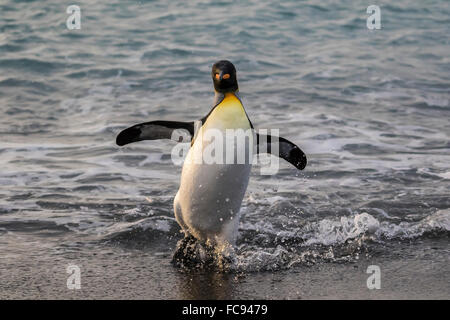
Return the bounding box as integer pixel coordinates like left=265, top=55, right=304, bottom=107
left=95, top=207, right=449, bottom=272
left=0, top=58, right=67, bottom=74
left=0, top=78, right=56, bottom=92
left=232, top=210, right=449, bottom=272
left=1, top=0, right=449, bottom=279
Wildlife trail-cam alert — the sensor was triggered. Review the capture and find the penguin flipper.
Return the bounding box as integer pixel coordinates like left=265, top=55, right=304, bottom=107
left=256, top=134, right=307, bottom=170
left=116, top=120, right=195, bottom=146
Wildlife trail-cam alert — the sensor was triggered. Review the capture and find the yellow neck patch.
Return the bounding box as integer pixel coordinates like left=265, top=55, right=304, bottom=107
left=204, top=93, right=250, bottom=130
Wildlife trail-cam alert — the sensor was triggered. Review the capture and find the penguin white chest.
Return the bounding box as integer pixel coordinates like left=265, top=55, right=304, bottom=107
left=174, top=94, right=253, bottom=244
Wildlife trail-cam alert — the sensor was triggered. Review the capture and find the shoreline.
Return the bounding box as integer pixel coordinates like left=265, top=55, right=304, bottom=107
left=0, top=237, right=447, bottom=300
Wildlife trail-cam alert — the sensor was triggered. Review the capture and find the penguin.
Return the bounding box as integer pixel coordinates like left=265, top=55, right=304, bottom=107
left=116, top=60, right=307, bottom=267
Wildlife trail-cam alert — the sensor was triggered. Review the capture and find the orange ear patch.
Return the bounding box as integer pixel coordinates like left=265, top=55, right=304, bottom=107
left=215, top=73, right=220, bottom=80
left=223, top=73, right=230, bottom=79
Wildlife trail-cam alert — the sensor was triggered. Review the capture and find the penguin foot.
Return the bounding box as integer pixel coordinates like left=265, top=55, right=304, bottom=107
left=171, top=235, right=234, bottom=272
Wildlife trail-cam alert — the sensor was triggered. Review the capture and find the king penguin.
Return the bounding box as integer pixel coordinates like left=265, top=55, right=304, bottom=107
left=116, top=60, right=307, bottom=267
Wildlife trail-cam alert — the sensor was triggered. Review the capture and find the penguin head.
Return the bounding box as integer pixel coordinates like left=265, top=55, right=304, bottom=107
left=212, top=60, right=238, bottom=93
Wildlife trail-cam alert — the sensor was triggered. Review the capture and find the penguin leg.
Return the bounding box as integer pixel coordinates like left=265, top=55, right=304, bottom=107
left=171, top=235, right=216, bottom=269
left=212, top=241, right=235, bottom=272
left=171, top=234, right=235, bottom=271
left=171, top=234, right=197, bottom=266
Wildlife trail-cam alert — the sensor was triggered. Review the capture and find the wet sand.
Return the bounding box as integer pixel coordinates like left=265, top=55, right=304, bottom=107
left=1, top=236, right=447, bottom=300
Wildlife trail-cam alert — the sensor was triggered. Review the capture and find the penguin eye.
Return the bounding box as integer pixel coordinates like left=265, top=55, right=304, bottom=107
left=223, top=74, right=230, bottom=79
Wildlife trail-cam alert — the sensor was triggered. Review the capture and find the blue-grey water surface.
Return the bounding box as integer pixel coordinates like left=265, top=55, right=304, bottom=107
left=0, top=0, right=449, bottom=299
